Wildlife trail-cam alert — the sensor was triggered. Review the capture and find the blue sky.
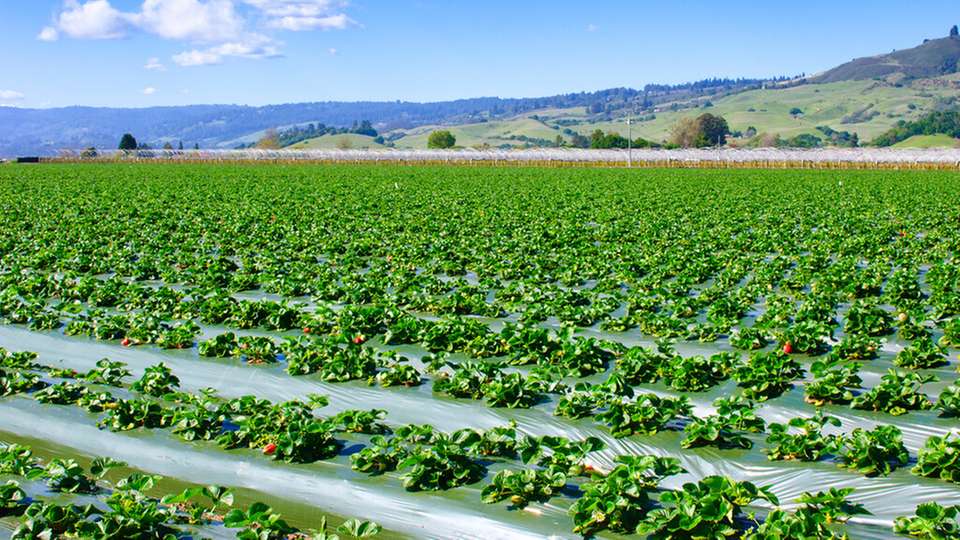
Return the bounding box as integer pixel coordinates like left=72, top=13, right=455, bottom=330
left=0, top=1, right=957, bottom=108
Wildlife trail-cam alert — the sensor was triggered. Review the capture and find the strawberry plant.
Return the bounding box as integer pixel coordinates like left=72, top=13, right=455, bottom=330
left=481, top=468, right=567, bottom=509
left=569, top=455, right=683, bottom=536
left=844, top=301, right=894, bottom=337
left=936, top=385, right=960, bottom=417
left=766, top=412, right=842, bottom=462
left=351, top=435, right=408, bottom=475
left=517, top=435, right=605, bottom=476
left=451, top=423, right=520, bottom=458
left=662, top=352, right=736, bottom=392
left=616, top=345, right=663, bottom=384
left=131, top=363, right=180, bottom=397
left=636, top=476, right=778, bottom=539
left=396, top=439, right=485, bottom=491
left=805, top=359, right=862, bottom=405
left=34, top=382, right=88, bottom=405
left=713, top=396, right=766, bottom=433
left=851, top=370, right=935, bottom=416
left=838, top=425, right=909, bottom=476
left=830, top=333, right=879, bottom=361
left=329, top=409, right=390, bottom=434
left=913, top=434, right=960, bottom=483
left=745, top=488, right=868, bottom=539
left=682, top=414, right=753, bottom=449
left=84, top=358, right=131, bottom=386
left=596, top=394, right=691, bottom=437
left=198, top=332, right=238, bottom=357
left=894, top=502, right=960, bottom=539
left=733, top=350, right=804, bottom=401
left=894, top=339, right=948, bottom=369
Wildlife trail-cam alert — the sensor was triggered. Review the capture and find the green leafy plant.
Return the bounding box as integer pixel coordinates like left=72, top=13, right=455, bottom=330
left=766, top=412, right=842, bottom=462
left=837, top=425, right=909, bottom=477
left=569, top=456, right=684, bottom=536
left=913, top=433, right=960, bottom=483
left=596, top=394, right=691, bottom=438
left=895, top=502, right=960, bottom=539
left=636, top=476, right=778, bottom=539
left=745, top=488, right=869, bottom=539
left=851, top=370, right=935, bottom=416
left=481, top=468, right=567, bottom=509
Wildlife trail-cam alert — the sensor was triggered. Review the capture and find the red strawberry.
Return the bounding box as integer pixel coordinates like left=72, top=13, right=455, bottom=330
left=303, top=327, right=312, bottom=334
left=783, top=342, right=794, bottom=354
left=353, top=334, right=365, bottom=344
left=121, top=338, right=131, bottom=347
left=262, top=443, right=277, bottom=455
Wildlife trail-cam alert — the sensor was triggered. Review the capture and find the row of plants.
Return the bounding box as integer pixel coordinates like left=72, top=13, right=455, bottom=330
left=6, top=346, right=960, bottom=538
left=4, top=165, right=960, bottom=537
left=0, top=442, right=381, bottom=539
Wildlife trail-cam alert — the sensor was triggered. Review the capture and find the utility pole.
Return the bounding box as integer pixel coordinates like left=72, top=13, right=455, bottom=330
left=627, top=117, right=632, bottom=168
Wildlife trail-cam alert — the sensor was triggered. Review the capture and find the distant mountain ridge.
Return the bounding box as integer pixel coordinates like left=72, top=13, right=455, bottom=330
left=814, top=36, right=960, bottom=83
left=3, top=30, right=960, bottom=156
left=0, top=81, right=772, bottom=157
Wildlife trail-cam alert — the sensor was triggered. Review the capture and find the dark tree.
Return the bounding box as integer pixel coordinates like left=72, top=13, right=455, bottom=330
left=118, top=133, right=138, bottom=150
left=951, top=25, right=959, bottom=38
left=696, top=113, right=730, bottom=147
left=352, top=120, right=378, bottom=137
left=570, top=132, right=591, bottom=148
left=427, top=130, right=456, bottom=149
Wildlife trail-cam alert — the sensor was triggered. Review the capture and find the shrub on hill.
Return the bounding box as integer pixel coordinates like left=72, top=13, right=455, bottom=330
left=873, top=110, right=960, bottom=146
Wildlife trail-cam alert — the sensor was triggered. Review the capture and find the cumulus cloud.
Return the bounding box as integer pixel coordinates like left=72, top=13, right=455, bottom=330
left=0, top=90, right=25, bottom=103
left=134, top=0, right=244, bottom=42
left=41, top=0, right=353, bottom=65
left=144, top=57, right=166, bottom=70
left=56, top=0, right=130, bottom=40
left=173, top=34, right=281, bottom=66
left=37, top=26, right=60, bottom=41
left=142, top=86, right=157, bottom=95
left=270, top=13, right=348, bottom=31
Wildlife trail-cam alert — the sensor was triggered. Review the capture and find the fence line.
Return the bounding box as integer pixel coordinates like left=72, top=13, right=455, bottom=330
left=41, top=148, right=960, bottom=170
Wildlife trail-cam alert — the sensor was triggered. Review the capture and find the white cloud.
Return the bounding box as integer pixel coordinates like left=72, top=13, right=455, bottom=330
left=144, top=57, right=166, bottom=70
left=242, top=0, right=351, bottom=31
left=173, top=34, right=280, bottom=66
left=57, top=0, right=130, bottom=40
left=586, top=23, right=598, bottom=32
left=37, top=26, right=60, bottom=41
left=142, top=86, right=157, bottom=95
left=242, top=0, right=340, bottom=17
left=41, top=0, right=353, bottom=66
left=328, top=47, right=337, bottom=55
left=134, top=0, right=244, bottom=42
left=270, top=13, right=348, bottom=31
left=0, top=90, right=25, bottom=103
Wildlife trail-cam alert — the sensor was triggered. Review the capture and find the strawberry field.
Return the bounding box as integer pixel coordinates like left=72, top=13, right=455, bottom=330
left=1, top=163, right=960, bottom=538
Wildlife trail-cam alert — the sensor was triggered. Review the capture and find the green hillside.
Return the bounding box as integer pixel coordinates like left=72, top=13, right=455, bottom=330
left=394, top=117, right=561, bottom=149
left=815, top=37, right=960, bottom=83
left=287, top=133, right=383, bottom=150
left=891, top=134, right=960, bottom=148
left=383, top=78, right=959, bottom=148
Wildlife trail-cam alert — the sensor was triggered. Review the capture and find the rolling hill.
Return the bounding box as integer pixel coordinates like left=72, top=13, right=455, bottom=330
left=4, top=28, right=960, bottom=156
left=814, top=36, right=960, bottom=83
